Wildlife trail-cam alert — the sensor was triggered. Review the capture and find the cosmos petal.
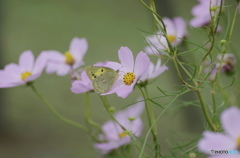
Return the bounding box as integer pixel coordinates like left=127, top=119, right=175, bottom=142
left=19, top=50, right=34, bottom=72
left=69, top=37, right=88, bottom=62
left=134, top=51, right=150, bottom=77
left=221, top=106, right=240, bottom=139
left=118, top=47, right=134, bottom=72
left=198, top=131, right=236, bottom=154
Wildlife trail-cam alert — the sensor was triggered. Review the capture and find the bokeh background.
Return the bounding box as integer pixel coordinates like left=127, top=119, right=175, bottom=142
left=0, top=0, right=239, bottom=157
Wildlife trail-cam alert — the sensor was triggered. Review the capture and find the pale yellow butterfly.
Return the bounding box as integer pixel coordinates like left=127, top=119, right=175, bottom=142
left=85, top=66, right=119, bottom=94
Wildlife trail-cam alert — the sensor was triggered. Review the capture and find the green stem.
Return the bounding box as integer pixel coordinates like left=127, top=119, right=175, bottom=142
left=100, top=96, right=126, bottom=131
left=210, top=3, right=239, bottom=117
left=84, top=92, right=102, bottom=131
left=198, top=0, right=225, bottom=79
left=137, top=85, right=160, bottom=158
left=173, top=58, right=195, bottom=89
left=30, top=83, right=89, bottom=133
left=149, top=0, right=174, bottom=54
left=174, top=58, right=217, bottom=131
left=196, top=89, right=216, bottom=131
left=214, top=0, right=224, bottom=34
left=227, top=2, right=238, bottom=43
left=176, top=59, right=197, bottom=86
left=139, top=0, right=174, bottom=55
left=211, top=86, right=217, bottom=117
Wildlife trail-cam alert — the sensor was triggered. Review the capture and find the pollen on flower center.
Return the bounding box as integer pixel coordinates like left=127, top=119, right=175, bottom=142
left=118, top=131, right=128, bottom=138
left=123, top=72, right=136, bottom=85
left=21, top=71, right=32, bottom=81
left=237, top=137, right=240, bottom=150
left=64, top=51, right=75, bottom=65
left=167, top=35, right=176, bottom=43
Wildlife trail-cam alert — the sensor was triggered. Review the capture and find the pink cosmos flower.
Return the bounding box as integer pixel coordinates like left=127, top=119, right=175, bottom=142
left=103, top=47, right=150, bottom=98
left=94, top=99, right=144, bottom=154
left=198, top=106, right=240, bottom=158
left=139, top=58, right=168, bottom=82
left=0, top=50, right=47, bottom=88
left=46, top=37, right=88, bottom=76
left=71, top=70, right=93, bottom=94
left=145, top=17, right=187, bottom=55
left=205, top=54, right=236, bottom=81
left=190, top=0, right=223, bottom=28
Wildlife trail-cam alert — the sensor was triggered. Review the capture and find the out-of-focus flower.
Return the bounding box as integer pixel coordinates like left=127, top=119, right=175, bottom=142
left=217, top=54, right=237, bottom=73
left=94, top=99, right=144, bottom=154
left=46, top=37, right=88, bottom=76
left=205, top=54, right=236, bottom=81
left=0, top=51, right=47, bottom=88
left=198, top=106, right=240, bottom=158
left=139, top=58, right=168, bottom=83
left=190, top=0, right=223, bottom=28
left=103, top=47, right=150, bottom=98
left=145, top=17, right=187, bottom=55
left=71, top=70, right=93, bottom=94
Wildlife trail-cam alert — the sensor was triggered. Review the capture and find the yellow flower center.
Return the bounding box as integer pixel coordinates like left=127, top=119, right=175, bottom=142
left=118, top=131, right=128, bottom=138
left=123, top=72, right=136, bottom=85
left=21, top=71, right=32, bottom=81
left=237, top=137, right=240, bottom=150
left=64, top=51, right=75, bottom=65
left=167, top=35, right=176, bottom=43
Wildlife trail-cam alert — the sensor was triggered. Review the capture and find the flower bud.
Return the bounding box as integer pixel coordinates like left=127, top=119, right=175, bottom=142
left=188, top=152, right=197, bottom=158
left=220, top=40, right=226, bottom=44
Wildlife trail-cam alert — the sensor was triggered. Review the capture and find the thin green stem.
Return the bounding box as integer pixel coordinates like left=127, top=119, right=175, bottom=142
left=100, top=96, right=126, bottom=131
left=173, top=58, right=195, bottom=89
left=137, top=85, right=160, bottom=158
left=30, top=83, right=89, bottom=133
left=174, top=58, right=216, bottom=131
left=139, top=0, right=174, bottom=55
left=196, top=89, right=216, bottom=131
left=149, top=0, right=174, bottom=54
left=211, top=87, right=217, bottom=117
left=210, top=3, right=239, bottom=117
left=176, top=59, right=197, bottom=85
left=84, top=92, right=102, bottom=131
left=198, top=0, right=224, bottom=79
left=138, top=91, right=188, bottom=158
left=227, top=3, right=238, bottom=43
left=214, top=0, right=224, bottom=34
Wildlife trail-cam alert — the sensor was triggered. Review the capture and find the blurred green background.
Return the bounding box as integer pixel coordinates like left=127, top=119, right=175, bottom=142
left=1, top=0, right=239, bottom=157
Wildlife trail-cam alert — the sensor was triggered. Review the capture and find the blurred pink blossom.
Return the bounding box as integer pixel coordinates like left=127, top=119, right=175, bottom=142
left=0, top=51, right=47, bottom=88
left=145, top=17, right=187, bottom=55
left=71, top=70, right=93, bottom=94
left=205, top=54, right=236, bottom=81
left=46, top=37, right=88, bottom=76
left=139, top=58, right=168, bottom=82
left=198, top=106, right=240, bottom=158
left=94, top=99, right=144, bottom=154
left=190, top=0, right=223, bottom=28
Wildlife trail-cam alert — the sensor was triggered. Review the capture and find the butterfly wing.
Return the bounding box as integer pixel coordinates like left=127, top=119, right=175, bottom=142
left=85, top=66, right=115, bottom=81
left=92, top=71, right=119, bottom=94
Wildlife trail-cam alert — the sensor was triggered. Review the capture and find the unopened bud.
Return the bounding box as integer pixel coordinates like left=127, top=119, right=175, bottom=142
left=210, top=6, right=218, bottom=11
left=128, top=117, right=136, bottom=121
left=108, top=107, right=115, bottom=113
left=188, top=152, right=197, bottom=158
left=220, top=40, right=226, bottom=44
